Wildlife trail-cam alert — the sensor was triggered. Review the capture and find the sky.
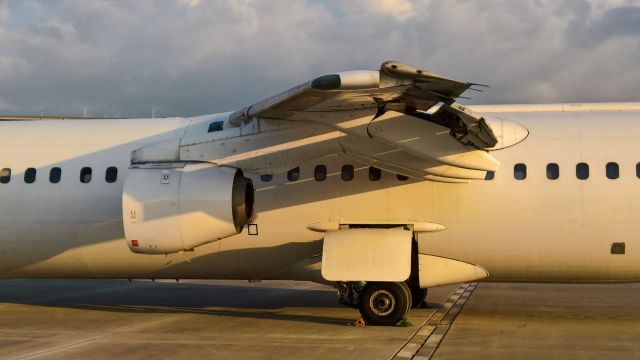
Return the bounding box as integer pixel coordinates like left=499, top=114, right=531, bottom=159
left=0, top=0, right=639, bottom=117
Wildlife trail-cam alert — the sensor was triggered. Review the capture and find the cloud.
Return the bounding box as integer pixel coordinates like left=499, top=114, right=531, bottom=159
left=0, top=0, right=638, bottom=117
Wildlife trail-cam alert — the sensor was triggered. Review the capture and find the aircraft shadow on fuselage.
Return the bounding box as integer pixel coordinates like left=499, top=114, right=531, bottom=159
left=0, top=118, right=428, bottom=273
left=0, top=279, right=351, bottom=325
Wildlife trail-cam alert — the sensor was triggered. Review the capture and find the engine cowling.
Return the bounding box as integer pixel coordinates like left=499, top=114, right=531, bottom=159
left=122, top=163, right=254, bottom=254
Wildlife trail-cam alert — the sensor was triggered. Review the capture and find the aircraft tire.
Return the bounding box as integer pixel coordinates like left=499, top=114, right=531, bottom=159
left=358, top=282, right=410, bottom=326
left=399, top=281, right=413, bottom=314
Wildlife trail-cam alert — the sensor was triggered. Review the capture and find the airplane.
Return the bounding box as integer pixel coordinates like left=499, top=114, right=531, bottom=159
left=1, top=60, right=639, bottom=326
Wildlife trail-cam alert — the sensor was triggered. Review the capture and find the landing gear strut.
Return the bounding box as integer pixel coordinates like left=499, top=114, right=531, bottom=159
left=409, top=286, right=428, bottom=308
left=357, top=282, right=412, bottom=326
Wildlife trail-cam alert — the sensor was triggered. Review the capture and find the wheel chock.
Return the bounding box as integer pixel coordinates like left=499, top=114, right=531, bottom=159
left=354, top=316, right=366, bottom=328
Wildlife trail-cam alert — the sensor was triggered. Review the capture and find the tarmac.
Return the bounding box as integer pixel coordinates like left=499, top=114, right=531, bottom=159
left=0, top=279, right=639, bottom=359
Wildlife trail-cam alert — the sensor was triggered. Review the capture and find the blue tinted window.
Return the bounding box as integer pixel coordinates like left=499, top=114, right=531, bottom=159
left=546, top=163, right=559, bottom=180
left=514, top=163, right=526, bottom=180
left=576, top=163, right=589, bottom=180
left=105, top=166, right=118, bottom=183
left=484, top=171, right=495, bottom=180
left=49, top=167, right=61, bottom=183
left=287, top=167, right=300, bottom=182
left=260, top=174, right=273, bottom=182
left=24, top=168, right=36, bottom=184
left=606, top=162, right=619, bottom=179
left=208, top=121, right=224, bottom=132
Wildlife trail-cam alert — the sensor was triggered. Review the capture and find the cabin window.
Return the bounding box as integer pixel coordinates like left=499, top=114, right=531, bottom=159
left=397, top=174, right=409, bottom=181
left=606, top=162, right=619, bottom=179
left=260, top=174, right=273, bottom=182
left=484, top=171, right=495, bottom=180
left=636, top=163, right=640, bottom=178
left=514, top=163, right=526, bottom=180
left=546, top=163, right=559, bottom=180
left=314, top=165, right=327, bottom=181
left=80, top=167, right=92, bottom=183
left=49, top=167, right=61, bottom=183
left=105, top=166, right=118, bottom=183
left=369, top=167, right=381, bottom=181
left=341, top=165, right=354, bottom=181
left=24, top=168, right=36, bottom=184
left=0, top=168, right=10, bottom=184
left=287, top=167, right=300, bottom=182
left=207, top=121, right=224, bottom=132
left=576, top=162, right=589, bottom=180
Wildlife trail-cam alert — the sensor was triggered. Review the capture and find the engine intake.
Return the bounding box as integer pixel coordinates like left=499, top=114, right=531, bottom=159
left=122, top=163, right=254, bottom=254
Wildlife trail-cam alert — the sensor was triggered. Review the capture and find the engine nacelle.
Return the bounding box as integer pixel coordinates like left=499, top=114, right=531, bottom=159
left=122, top=163, right=254, bottom=254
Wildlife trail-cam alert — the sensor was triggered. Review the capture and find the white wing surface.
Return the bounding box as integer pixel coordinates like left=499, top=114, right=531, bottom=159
left=134, top=61, right=528, bottom=181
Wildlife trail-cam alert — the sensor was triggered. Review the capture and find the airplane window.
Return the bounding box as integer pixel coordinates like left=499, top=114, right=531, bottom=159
left=514, top=163, right=526, bottom=180
left=314, top=165, right=327, bottom=181
left=49, top=167, right=61, bottom=183
left=208, top=121, right=224, bottom=132
left=260, top=174, right=273, bottom=182
left=341, top=165, right=354, bottom=181
left=484, top=171, right=495, bottom=180
left=369, top=167, right=381, bottom=181
left=287, top=167, right=300, bottom=182
left=80, top=167, right=92, bottom=183
left=576, top=163, right=589, bottom=180
left=397, top=174, right=409, bottom=181
left=637, top=163, right=640, bottom=178
left=606, top=162, right=619, bottom=179
left=24, top=168, right=36, bottom=184
left=105, top=166, right=118, bottom=183
left=0, top=168, right=10, bottom=184
left=546, top=163, right=559, bottom=180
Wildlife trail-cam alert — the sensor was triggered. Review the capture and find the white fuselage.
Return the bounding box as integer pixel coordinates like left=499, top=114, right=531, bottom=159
left=1, top=105, right=640, bottom=284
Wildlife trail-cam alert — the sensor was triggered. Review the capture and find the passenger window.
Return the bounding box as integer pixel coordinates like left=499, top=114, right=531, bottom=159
left=80, top=167, right=92, bottom=183
left=0, top=168, right=10, bottom=184
left=637, top=163, right=640, bottom=178
left=314, top=165, right=327, bottom=182
left=369, top=167, right=381, bottom=181
left=397, top=174, right=409, bottom=181
left=514, top=163, right=526, bottom=180
left=207, top=121, right=224, bottom=132
left=260, top=174, right=273, bottom=182
left=341, top=165, right=354, bottom=181
left=287, top=167, right=300, bottom=182
left=606, top=162, right=619, bottom=179
left=576, top=162, right=589, bottom=180
left=484, top=171, right=495, bottom=180
left=24, top=168, right=36, bottom=184
left=49, top=167, right=61, bottom=183
left=546, top=163, right=559, bottom=180
left=105, top=166, right=118, bottom=183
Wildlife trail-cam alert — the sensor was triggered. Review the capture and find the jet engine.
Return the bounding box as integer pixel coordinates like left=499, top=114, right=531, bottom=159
left=122, top=163, right=254, bottom=254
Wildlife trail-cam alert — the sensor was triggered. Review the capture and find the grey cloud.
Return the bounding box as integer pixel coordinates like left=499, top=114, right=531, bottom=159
left=0, top=0, right=639, bottom=117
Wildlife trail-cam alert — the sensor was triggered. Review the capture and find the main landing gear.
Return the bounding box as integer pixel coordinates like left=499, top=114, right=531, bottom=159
left=338, top=281, right=429, bottom=326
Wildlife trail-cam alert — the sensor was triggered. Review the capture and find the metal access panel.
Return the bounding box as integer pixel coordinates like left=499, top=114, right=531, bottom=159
left=321, top=228, right=412, bottom=282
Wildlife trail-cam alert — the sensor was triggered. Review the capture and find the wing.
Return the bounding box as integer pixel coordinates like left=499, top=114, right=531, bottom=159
left=133, top=61, right=528, bottom=182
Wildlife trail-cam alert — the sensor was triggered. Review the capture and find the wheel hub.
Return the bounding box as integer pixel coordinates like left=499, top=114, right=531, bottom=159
left=370, top=289, right=396, bottom=316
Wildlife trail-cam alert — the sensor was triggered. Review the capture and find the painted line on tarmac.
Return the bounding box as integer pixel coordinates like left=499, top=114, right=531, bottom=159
left=391, top=282, right=478, bottom=360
